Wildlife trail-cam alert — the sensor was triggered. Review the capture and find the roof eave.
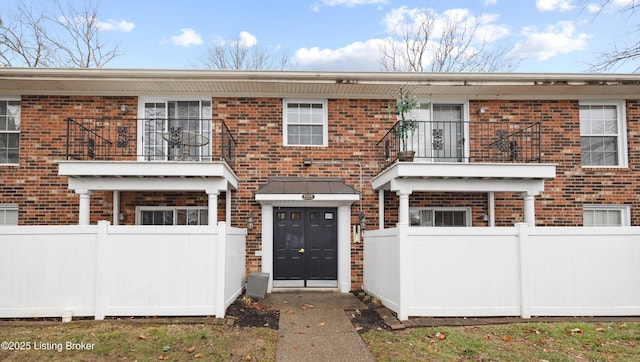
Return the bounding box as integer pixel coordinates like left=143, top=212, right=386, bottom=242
left=1, top=68, right=639, bottom=99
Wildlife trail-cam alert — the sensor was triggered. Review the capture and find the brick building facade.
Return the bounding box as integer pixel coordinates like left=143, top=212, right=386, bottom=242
left=1, top=69, right=639, bottom=290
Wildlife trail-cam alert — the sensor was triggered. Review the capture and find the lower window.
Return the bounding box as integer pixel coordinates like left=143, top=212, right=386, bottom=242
left=410, top=207, right=470, bottom=227
left=583, top=205, right=630, bottom=227
left=0, top=204, right=18, bottom=225
left=137, top=207, right=208, bottom=225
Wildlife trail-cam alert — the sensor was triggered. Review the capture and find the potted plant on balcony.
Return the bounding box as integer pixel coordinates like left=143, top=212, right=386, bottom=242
left=393, top=91, right=418, bottom=162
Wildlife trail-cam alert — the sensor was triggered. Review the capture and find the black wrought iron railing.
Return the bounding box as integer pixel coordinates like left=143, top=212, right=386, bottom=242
left=377, top=120, right=541, bottom=170
left=65, top=118, right=237, bottom=170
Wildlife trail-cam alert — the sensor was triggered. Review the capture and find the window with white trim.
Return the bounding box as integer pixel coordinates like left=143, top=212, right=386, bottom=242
left=583, top=205, right=630, bottom=227
left=407, top=102, right=467, bottom=162
left=0, top=204, right=18, bottom=225
left=140, top=98, right=212, bottom=161
left=283, top=99, right=328, bottom=146
left=0, top=99, right=20, bottom=164
left=580, top=101, right=627, bottom=167
left=137, top=207, right=208, bottom=225
left=409, top=207, right=471, bottom=227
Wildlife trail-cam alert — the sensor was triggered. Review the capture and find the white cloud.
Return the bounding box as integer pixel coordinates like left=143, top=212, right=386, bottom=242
left=238, top=31, right=257, bottom=48
left=586, top=0, right=633, bottom=13
left=512, top=21, right=590, bottom=60
left=613, top=0, right=636, bottom=6
left=322, top=0, right=388, bottom=7
left=97, top=19, right=135, bottom=32
left=298, top=5, right=512, bottom=71
left=383, top=7, right=510, bottom=42
left=536, top=0, right=576, bottom=12
left=311, top=0, right=388, bottom=12
left=294, top=38, right=384, bottom=70
left=586, top=3, right=602, bottom=12
left=484, top=0, right=498, bottom=5
left=170, top=28, right=203, bottom=47
left=477, top=14, right=511, bottom=42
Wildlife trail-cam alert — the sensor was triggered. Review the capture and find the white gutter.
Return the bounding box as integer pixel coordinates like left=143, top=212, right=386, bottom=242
left=2, top=67, right=640, bottom=85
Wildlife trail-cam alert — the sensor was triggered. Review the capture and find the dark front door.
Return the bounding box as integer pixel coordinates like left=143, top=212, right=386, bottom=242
left=273, top=208, right=338, bottom=287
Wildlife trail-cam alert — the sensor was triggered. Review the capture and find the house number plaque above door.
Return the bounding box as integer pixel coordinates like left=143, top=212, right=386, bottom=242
left=302, top=193, right=315, bottom=200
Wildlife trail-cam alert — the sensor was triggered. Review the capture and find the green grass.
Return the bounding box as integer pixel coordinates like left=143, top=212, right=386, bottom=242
left=0, top=321, right=277, bottom=361
left=2, top=319, right=639, bottom=361
left=363, top=322, right=640, bottom=362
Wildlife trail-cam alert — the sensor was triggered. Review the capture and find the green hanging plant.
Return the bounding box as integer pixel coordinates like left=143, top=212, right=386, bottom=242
left=391, top=90, right=419, bottom=153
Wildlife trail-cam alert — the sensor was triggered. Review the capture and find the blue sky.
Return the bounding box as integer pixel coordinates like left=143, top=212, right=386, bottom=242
left=3, top=0, right=638, bottom=72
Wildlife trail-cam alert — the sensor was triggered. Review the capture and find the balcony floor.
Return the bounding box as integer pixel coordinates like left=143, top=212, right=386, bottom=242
left=372, top=162, right=556, bottom=194
left=58, top=160, right=238, bottom=192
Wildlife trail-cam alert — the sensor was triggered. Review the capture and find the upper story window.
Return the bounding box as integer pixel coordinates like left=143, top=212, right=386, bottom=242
left=406, top=101, right=468, bottom=162
left=283, top=99, right=328, bottom=146
left=140, top=98, right=212, bottom=161
left=580, top=100, right=627, bottom=167
left=0, top=99, right=20, bottom=164
left=0, top=204, right=18, bottom=225
left=583, top=205, right=630, bottom=227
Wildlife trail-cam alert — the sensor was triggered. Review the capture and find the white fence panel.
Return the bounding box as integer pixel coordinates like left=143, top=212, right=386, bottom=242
left=0, top=222, right=247, bottom=319
left=104, top=226, right=218, bottom=316
left=364, top=224, right=640, bottom=321
left=224, top=227, right=247, bottom=309
left=527, top=227, right=640, bottom=316
left=363, top=228, right=400, bottom=312
left=405, top=227, right=521, bottom=317
left=0, top=226, right=98, bottom=318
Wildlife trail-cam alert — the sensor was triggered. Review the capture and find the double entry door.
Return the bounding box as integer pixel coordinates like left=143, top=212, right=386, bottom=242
left=273, top=208, right=338, bottom=288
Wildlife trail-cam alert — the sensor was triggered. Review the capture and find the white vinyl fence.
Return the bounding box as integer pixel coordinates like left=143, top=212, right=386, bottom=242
left=364, top=224, right=640, bottom=321
left=0, top=221, right=246, bottom=320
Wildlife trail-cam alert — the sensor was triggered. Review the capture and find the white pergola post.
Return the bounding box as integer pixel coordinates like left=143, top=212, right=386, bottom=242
left=77, top=190, right=93, bottom=225
left=207, top=190, right=219, bottom=226
left=488, top=191, right=495, bottom=227
left=522, top=193, right=536, bottom=227
left=378, top=189, right=385, bottom=230
left=397, top=190, right=412, bottom=225
left=113, top=191, right=120, bottom=225
left=226, top=190, right=232, bottom=226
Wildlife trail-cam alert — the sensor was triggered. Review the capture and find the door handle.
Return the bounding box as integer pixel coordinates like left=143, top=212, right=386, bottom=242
left=298, top=248, right=305, bottom=253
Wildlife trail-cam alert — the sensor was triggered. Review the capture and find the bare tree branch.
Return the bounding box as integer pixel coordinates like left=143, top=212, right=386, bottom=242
left=0, top=0, right=121, bottom=68
left=198, top=35, right=292, bottom=70
left=379, top=8, right=518, bottom=72
left=584, top=0, right=639, bottom=72
left=0, top=2, right=52, bottom=67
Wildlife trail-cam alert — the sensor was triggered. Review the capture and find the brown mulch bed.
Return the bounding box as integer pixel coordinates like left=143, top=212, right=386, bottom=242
left=225, top=292, right=390, bottom=334
left=225, top=297, right=280, bottom=330
left=0, top=291, right=411, bottom=333
left=349, top=290, right=393, bottom=334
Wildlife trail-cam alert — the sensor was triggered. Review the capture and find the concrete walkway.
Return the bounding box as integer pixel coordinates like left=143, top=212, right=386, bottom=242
left=262, top=291, right=375, bottom=362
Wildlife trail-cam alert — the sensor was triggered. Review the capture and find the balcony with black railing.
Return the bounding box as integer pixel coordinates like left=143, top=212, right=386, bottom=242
left=377, top=120, right=541, bottom=170
left=65, top=117, right=237, bottom=170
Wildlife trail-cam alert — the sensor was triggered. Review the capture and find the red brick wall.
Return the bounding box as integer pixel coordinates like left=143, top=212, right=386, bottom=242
left=469, top=99, right=640, bottom=226
left=378, top=99, right=640, bottom=228
left=3, top=95, right=640, bottom=290
left=214, top=97, right=392, bottom=287
left=2, top=96, right=136, bottom=224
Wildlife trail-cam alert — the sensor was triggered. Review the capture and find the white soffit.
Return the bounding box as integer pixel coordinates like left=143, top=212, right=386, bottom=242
left=1, top=68, right=639, bottom=100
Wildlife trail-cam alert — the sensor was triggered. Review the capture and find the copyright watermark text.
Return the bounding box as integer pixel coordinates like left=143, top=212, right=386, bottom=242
left=1, top=341, right=95, bottom=352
